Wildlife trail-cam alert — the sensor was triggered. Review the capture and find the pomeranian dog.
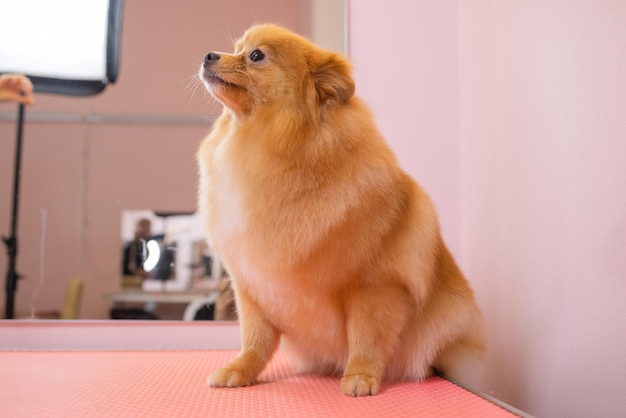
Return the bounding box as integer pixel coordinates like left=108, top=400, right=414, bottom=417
left=197, top=24, right=484, bottom=396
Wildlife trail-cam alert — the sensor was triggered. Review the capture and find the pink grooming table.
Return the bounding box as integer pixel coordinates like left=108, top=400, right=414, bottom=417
left=0, top=349, right=518, bottom=417
left=0, top=350, right=514, bottom=417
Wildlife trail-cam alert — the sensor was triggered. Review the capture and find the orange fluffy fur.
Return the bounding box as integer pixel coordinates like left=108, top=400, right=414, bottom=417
left=197, top=24, right=484, bottom=396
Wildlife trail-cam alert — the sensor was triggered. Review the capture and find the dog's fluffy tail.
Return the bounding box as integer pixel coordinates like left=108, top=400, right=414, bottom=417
left=435, top=340, right=486, bottom=392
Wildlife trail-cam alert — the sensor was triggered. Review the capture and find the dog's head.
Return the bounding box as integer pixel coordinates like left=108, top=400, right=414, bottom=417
left=199, top=24, right=354, bottom=118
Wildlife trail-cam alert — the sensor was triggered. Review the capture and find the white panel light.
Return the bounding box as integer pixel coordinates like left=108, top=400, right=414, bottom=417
left=0, top=0, right=123, bottom=96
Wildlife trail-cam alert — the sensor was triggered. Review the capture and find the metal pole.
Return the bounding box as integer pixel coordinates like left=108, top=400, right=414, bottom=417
left=3, top=103, right=25, bottom=319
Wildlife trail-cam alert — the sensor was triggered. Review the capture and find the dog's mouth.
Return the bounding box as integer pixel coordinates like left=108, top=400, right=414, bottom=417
left=202, top=70, right=242, bottom=90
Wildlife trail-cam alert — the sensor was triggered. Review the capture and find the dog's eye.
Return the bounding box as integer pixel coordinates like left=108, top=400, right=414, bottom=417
left=249, top=49, right=265, bottom=63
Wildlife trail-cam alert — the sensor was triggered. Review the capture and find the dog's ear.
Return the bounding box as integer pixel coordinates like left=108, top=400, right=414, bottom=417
left=310, top=52, right=355, bottom=106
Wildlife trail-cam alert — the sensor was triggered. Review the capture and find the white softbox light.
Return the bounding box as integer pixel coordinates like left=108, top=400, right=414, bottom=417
left=0, top=0, right=124, bottom=96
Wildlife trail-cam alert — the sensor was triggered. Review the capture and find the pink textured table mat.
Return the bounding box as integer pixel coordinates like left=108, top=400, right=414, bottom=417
left=0, top=350, right=516, bottom=417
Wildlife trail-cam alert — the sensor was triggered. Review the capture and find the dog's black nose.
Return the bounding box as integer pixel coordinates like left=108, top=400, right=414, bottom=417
left=204, top=52, right=220, bottom=66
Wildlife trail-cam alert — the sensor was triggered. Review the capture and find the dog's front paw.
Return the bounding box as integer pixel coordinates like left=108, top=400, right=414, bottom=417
left=207, top=367, right=255, bottom=388
left=340, top=374, right=381, bottom=396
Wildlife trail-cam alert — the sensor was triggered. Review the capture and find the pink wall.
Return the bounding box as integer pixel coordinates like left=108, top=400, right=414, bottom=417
left=350, top=1, right=626, bottom=417
left=0, top=0, right=308, bottom=319
left=349, top=1, right=461, bottom=254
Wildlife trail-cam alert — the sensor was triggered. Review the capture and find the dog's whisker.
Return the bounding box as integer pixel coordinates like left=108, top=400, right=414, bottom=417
left=188, top=81, right=203, bottom=105
left=184, top=76, right=201, bottom=92
left=222, top=23, right=235, bottom=46
left=184, top=73, right=205, bottom=105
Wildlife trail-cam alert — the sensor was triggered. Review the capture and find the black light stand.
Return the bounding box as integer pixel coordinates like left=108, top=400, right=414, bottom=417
left=3, top=103, right=25, bottom=319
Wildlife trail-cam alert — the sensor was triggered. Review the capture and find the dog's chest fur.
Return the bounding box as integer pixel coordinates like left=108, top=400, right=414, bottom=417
left=201, top=127, right=349, bottom=348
